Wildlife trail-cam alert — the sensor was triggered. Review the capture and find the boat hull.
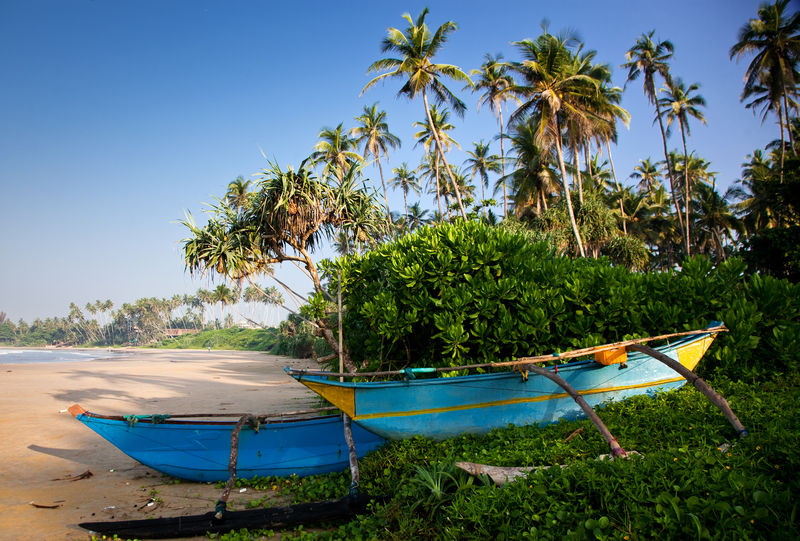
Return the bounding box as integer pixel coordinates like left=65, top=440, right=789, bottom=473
left=70, top=408, right=386, bottom=481
left=291, top=332, right=717, bottom=441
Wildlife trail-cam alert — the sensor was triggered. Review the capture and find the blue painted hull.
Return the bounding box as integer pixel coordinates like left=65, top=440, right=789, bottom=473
left=71, top=409, right=386, bottom=481
left=292, top=331, right=717, bottom=441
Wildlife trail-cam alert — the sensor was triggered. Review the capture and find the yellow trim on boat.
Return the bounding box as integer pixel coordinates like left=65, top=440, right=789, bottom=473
left=676, top=335, right=715, bottom=370
left=353, top=376, right=686, bottom=421
left=302, top=380, right=356, bottom=418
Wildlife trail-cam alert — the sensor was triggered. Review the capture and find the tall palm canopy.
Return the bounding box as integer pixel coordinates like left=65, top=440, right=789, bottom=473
left=730, top=0, right=800, bottom=177
left=311, top=124, right=362, bottom=180
left=659, top=78, right=707, bottom=255
left=350, top=103, right=401, bottom=218
left=509, top=30, right=605, bottom=257
left=623, top=30, right=685, bottom=251
left=363, top=8, right=473, bottom=218
left=471, top=53, right=518, bottom=216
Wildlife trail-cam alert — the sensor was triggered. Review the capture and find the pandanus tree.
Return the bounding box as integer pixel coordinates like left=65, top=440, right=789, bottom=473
left=509, top=30, right=603, bottom=257
left=658, top=78, right=707, bottom=255
left=362, top=8, right=473, bottom=218
left=470, top=54, right=518, bottom=216
left=182, top=159, right=386, bottom=371
left=731, top=0, right=800, bottom=179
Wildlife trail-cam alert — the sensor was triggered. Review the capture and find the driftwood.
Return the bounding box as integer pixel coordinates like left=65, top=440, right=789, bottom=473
left=456, top=452, right=644, bottom=486
left=79, top=493, right=383, bottom=539
left=628, top=343, right=747, bottom=437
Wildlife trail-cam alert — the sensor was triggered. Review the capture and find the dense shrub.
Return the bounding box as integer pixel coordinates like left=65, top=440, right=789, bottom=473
left=328, top=221, right=800, bottom=379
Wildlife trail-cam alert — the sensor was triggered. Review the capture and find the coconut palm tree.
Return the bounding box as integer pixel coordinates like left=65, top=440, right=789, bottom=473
left=311, top=124, right=362, bottom=181
left=623, top=31, right=685, bottom=249
left=658, top=78, right=707, bottom=255
left=350, top=103, right=401, bottom=219
left=693, top=182, right=742, bottom=262
left=509, top=30, right=601, bottom=257
left=502, top=118, right=558, bottom=218
left=224, top=176, right=253, bottom=212
left=463, top=140, right=501, bottom=203
left=389, top=163, right=421, bottom=219
left=414, top=106, right=460, bottom=216
left=362, top=8, right=473, bottom=218
left=730, top=0, right=800, bottom=175
left=470, top=53, right=518, bottom=216
left=630, top=158, right=664, bottom=196
left=406, top=202, right=430, bottom=232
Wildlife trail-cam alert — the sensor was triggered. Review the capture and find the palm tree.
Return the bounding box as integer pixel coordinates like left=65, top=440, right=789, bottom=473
left=630, top=158, right=664, bottom=196
left=509, top=30, right=601, bottom=257
left=502, top=118, right=558, bottom=217
left=471, top=54, right=518, bottom=216
left=658, top=78, right=707, bottom=255
left=730, top=0, right=800, bottom=175
left=350, top=103, right=401, bottom=219
left=406, top=202, right=430, bottom=231
left=362, top=8, right=473, bottom=218
left=693, top=182, right=742, bottom=262
left=311, top=124, right=362, bottom=181
left=389, top=163, right=421, bottom=219
left=463, top=141, right=501, bottom=203
left=730, top=149, right=780, bottom=235
left=414, top=105, right=460, bottom=216
left=224, top=176, right=253, bottom=212
left=623, top=31, right=685, bottom=250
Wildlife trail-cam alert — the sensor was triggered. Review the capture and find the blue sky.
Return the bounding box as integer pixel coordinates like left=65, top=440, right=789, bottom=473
left=0, top=0, right=777, bottom=323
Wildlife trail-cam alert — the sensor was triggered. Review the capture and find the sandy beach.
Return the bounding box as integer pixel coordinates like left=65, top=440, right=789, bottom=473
left=0, top=349, right=320, bottom=540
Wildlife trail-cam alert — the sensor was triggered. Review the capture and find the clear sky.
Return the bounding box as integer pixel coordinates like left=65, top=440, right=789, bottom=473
left=0, top=0, right=777, bottom=324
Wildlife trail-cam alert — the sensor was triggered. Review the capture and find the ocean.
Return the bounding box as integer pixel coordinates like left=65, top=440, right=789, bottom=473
left=0, top=349, right=123, bottom=364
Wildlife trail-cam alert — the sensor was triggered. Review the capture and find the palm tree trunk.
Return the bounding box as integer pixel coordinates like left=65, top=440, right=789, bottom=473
left=782, top=84, right=796, bottom=156
left=572, top=143, right=584, bottom=205
left=680, top=122, right=691, bottom=257
left=655, top=98, right=686, bottom=251
left=499, top=110, right=507, bottom=218
left=555, top=127, right=586, bottom=257
left=423, top=91, right=467, bottom=218
left=605, top=136, right=627, bottom=235
left=778, top=102, right=786, bottom=184
left=433, top=151, right=443, bottom=218
left=376, top=158, right=392, bottom=222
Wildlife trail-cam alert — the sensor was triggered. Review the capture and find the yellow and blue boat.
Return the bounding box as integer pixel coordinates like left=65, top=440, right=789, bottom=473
left=287, top=324, right=721, bottom=441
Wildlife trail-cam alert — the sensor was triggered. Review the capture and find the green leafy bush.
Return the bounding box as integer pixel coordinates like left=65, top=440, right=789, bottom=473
left=328, top=221, right=800, bottom=379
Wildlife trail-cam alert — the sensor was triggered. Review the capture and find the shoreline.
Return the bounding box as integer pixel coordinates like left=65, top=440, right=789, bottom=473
left=0, top=349, right=319, bottom=540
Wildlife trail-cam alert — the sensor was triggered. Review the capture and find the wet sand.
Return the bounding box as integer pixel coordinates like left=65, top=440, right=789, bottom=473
left=0, top=349, right=319, bottom=540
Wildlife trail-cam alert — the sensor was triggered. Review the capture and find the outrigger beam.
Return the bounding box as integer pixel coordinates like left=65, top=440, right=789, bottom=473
left=522, top=363, right=627, bottom=458
left=627, top=344, right=747, bottom=438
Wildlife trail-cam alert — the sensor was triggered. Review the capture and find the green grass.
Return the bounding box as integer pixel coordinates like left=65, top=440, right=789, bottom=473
left=148, top=327, right=279, bottom=351
left=230, top=375, right=799, bottom=540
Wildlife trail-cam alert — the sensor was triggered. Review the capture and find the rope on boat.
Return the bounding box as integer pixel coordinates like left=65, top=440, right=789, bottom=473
left=216, top=414, right=259, bottom=520
left=116, top=407, right=337, bottom=424
left=289, top=324, right=728, bottom=380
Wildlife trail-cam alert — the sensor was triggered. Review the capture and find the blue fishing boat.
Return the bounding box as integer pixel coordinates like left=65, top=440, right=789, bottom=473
left=69, top=405, right=386, bottom=481
left=287, top=325, right=722, bottom=441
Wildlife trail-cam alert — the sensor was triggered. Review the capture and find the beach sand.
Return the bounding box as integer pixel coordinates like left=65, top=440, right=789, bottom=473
left=0, top=349, right=321, bottom=540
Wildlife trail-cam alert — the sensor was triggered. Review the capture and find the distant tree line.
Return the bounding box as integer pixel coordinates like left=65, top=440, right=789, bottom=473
left=0, top=285, right=284, bottom=346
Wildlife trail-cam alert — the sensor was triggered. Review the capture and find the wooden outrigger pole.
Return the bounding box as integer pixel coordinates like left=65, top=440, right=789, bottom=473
left=339, top=269, right=360, bottom=495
